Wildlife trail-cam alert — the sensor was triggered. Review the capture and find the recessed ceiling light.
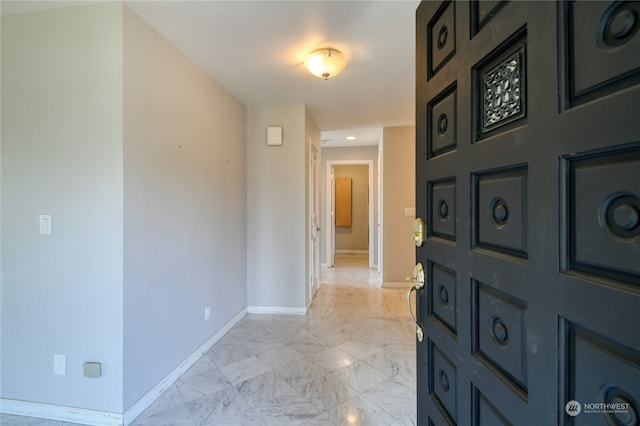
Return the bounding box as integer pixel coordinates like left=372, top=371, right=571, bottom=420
left=346, top=136, right=356, bottom=140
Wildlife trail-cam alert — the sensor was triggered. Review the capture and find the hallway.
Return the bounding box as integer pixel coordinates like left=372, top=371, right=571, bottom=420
left=1, top=255, right=417, bottom=425
left=320, top=253, right=381, bottom=287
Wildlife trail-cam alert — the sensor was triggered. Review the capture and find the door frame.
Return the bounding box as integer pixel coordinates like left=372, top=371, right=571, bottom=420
left=325, top=160, right=375, bottom=268
left=377, top=142, right=384, bottom=276
left=308, top=142, right=320, bottom=304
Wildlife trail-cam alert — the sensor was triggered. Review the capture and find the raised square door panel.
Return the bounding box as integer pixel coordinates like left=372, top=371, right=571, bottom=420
left=472, top=279, right=527, bottom=397
left=562, top=143, right=640, bottom=286
left=560, top=1, right=640, bottom=108
left=429, top=177, right=456, bottom=241
left=428, top=1, right=456, bottom=78
left=473, top=165, right=528, bottom=258
left=429, top=339, right=458, bottom=423
left=429, top=261, right=457, bottom=336
left=470, top=0, right=508, bottom=37
left=471, top=384, right=513, bottom=425
left=559, top=319, right=640, bottom=426
left=428, top=82, right=457, bottom=158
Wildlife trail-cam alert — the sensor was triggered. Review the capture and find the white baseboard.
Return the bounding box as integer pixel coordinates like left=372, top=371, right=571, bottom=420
left=382, top=281, right=408, bottom=289
left=124, top=307, right=247, bottom=425
left=0, top=399, right=122, bottom=426
left=335, top=250, right=368, bottom=255
left=0, top=308, right=248, bottom=426
left=322, top=262, right=378, bottom=270
left=247, top=306, right=307, bottom=315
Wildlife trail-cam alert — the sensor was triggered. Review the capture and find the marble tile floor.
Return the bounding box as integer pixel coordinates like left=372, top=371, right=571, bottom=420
left=320, top=254, right=381, bottom=288
left=2, top=255, right=417, bottom=426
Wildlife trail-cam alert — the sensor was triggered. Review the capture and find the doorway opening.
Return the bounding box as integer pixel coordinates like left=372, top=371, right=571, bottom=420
left=325, top=160, right=375, bottom=270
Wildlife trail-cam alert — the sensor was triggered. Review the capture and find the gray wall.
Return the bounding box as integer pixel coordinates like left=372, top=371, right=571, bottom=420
left=334, top=165, right=369, bottom=251
left=1, top=3, right=125, bottom=412
left=246, top=105, right=320, bottom=310
left=1, top=3, right=248, bottom=415
left=382, top=126, right=415, bottom=284
left=122, top=7, right=247, bottom=409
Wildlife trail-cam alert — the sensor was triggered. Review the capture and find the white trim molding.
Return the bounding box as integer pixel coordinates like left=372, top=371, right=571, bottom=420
left=335, top=250, right=368, bottom=255
left=0, top=399, right=122, bottom=426
left=247, top=306, right=307, bottom=315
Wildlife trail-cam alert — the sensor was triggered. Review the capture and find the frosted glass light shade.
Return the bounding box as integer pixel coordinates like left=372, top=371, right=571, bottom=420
left=304, top=48, right=347, bottom=80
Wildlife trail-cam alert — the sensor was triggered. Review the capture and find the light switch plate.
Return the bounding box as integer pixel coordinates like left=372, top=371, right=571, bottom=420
left=404, top=207, right=416, bottom=217
left=39, top=215, right=52, bottom=235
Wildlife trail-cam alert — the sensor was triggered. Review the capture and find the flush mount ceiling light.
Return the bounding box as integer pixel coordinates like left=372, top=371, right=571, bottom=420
left=304, top=47, right=347, bottom=80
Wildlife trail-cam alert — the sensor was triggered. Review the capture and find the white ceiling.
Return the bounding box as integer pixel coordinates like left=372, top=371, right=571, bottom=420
left=2, top=0, right=420, bottom=146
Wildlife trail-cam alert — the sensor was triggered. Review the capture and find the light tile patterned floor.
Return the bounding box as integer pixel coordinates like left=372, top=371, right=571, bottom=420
left=1, top=254, right=417, bottom=425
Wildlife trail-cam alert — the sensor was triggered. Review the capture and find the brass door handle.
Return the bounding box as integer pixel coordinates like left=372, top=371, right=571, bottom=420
left=405, top=262, right=425, bottom=287
left=407, top=263, right=425, bottom=342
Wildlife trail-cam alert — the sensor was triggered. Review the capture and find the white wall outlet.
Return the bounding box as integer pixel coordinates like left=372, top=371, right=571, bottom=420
left=53, top=354, right=66, bottom=376
left=204, top=304, right=211, bottom=321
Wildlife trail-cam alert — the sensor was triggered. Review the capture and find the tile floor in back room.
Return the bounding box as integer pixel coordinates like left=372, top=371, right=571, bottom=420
left=1, top=254, right=417, bottom=426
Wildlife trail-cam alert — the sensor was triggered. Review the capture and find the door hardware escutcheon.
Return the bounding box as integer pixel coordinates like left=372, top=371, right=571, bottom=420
left=406, top=262, right=425, bottom=289
left=412, top=218, right=425, bottom=247
left=406, top=263, right=425, bottom=342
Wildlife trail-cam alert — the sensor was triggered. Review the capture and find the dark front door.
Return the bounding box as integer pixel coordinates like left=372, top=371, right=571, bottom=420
left=414, top=1, right=640, bottom=424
